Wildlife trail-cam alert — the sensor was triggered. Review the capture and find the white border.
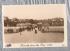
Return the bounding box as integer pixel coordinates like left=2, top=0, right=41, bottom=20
left=2, top=4, right=67, bottom=48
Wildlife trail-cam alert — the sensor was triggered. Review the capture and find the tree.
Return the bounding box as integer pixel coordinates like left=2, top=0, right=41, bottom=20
left=12, top=18, right=19, bottom=26
left=4, top=16, right=9, bottom=26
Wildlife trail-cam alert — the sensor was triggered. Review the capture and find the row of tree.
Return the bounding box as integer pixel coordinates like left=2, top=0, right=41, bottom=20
left=4, top=16, right=64, bottom=26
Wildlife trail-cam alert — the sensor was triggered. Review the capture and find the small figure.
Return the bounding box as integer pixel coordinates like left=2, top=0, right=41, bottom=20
left=35, top=29, right=37, bottom=34
left=34, top=27, right=38, bottom=34
left=19, top=28, right=22, bottom=35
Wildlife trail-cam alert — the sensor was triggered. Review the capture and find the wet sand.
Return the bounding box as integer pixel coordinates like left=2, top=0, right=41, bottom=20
left=4, top=30, right=64, bottom=43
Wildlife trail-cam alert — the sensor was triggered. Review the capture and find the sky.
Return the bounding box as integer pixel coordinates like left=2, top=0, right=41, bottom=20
left=2, top=4, right=66, bottom=20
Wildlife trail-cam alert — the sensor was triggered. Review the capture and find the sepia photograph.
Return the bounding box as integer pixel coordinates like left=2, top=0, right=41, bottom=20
left=2, top=4, right=67, bottom=48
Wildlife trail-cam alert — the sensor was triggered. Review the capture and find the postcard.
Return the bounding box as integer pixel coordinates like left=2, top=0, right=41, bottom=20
left=2, top=4, right=67, bottom=48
